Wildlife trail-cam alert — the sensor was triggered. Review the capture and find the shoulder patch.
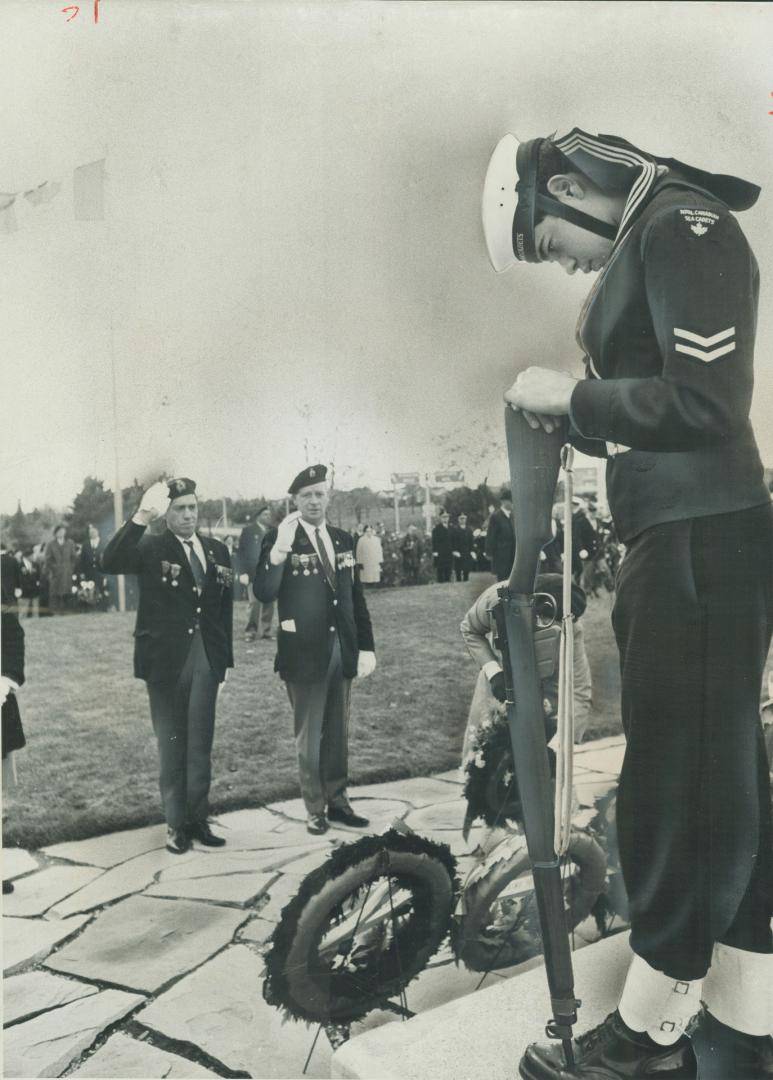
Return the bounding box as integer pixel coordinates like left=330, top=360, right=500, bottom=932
left=678, top=208, right=719, bottom=236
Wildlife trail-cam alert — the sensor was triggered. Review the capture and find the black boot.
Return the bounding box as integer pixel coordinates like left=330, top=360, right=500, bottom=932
left=519, top=1010, right=697, bottom=1080
left=688, top=1008, right=773, bottom=1080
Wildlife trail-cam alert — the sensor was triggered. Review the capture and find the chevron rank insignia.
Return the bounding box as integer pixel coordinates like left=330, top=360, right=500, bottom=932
left=674, top=326, right=735, bottom=363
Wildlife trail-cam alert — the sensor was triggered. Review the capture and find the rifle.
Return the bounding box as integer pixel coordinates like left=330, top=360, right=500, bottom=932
left=492, top=408, right=579, bottom=1069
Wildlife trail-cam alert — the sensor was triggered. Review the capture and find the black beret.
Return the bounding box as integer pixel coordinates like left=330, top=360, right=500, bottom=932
left=167, top=477, right=197, bottom=500
left=289, top=464, right=327, bottom=495
left=535, top=573, right=587, bottom=620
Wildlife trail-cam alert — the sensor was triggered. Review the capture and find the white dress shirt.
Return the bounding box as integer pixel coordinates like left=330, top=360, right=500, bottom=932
left=298, top=519, right=336, bottom=566
left=173, top=532, right=208, bottom=584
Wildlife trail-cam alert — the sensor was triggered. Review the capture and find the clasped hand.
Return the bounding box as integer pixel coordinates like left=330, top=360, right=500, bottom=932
left=504, top=367, right=577, bottom=433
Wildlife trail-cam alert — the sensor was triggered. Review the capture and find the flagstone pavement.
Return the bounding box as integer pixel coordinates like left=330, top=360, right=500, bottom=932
left=2, top=737, right=624, bottom=1080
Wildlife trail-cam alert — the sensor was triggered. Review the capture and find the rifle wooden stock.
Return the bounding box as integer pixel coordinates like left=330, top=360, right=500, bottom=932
left=496, top=409, right=579, bottom=1056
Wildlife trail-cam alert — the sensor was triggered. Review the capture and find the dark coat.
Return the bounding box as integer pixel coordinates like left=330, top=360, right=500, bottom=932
left=431, top=523, right=454, bottom=566
left=254, top=522, right=374, bottom=683
left=1, top=552, right=22, bottom=607
left=237, top=521, right=270, bottom=579
left=76, top=540, right=106, bottom=583
left=18, top=556, right=40, bottom=599
left=400, top=533, right=424, bottom=569
left=1, top=609, right=26, bottom=756
left=44, top=537, right=78, bottom=597
left=451, top=525, right=475, bottom=558
left=102, top=522, right=234, bottom=684
left=485, top=509, right=515, bottom=581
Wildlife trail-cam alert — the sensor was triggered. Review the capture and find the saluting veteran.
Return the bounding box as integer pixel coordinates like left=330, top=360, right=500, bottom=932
left=103, top=477, right=234, bottom=854
left=254, top=464, right=376, bottom=835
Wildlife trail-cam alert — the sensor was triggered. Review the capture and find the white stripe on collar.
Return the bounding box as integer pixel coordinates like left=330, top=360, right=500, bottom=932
left=555, top=131, right=647, bottom=168
left=616, top=161, right=658, bottom=240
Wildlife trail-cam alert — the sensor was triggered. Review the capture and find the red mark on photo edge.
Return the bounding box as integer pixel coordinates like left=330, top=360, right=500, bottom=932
left=769, top=91, right=773, bottom=115
left=61, top=0, right=99, bottom=23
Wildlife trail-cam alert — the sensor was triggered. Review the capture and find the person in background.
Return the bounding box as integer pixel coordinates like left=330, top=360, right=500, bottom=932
left=102, top=477, right=233, bottom=854
left=485, top=494, right=515, bottom=582
left=400, top=524, right=424, bottom=585
left=75, top=524, right=108, bottom=612
left=44, top=525, right=78, bottom=614
left=1, top=548, right=27, bottom=894
left=356, top=524, right=383, bottom=586
left=451, top=512, right=476, bottom=582
left=32, top=543, right=50, bottom=617
left=431, top=509, right=454, bottom=583
left=238, top=507, right=275, bottom=642
left=16, top=548, right=41, bottom=618
left=254, top=464, right=376, bottom=836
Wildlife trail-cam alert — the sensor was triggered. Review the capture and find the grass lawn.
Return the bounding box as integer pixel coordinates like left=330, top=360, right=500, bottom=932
left=5, top=575, right=625, bottom=848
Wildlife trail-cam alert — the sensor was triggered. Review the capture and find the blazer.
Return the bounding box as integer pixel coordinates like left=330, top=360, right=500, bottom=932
left=102, top=521, right=234, bottom=684
left=254, top=521, right=374, bottom=683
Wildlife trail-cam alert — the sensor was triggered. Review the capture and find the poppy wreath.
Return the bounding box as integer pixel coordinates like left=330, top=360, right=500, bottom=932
left=463, top=711, right=556, bottom=832
left=262, top=827, right=458, bottom=1024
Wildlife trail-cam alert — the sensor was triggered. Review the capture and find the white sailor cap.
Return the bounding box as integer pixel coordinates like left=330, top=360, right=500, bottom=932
left=481, top=133, right=521, bottom=273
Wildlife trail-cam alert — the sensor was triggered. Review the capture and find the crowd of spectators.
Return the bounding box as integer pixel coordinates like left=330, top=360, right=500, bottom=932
left=0, top=493, right=621, bottom=617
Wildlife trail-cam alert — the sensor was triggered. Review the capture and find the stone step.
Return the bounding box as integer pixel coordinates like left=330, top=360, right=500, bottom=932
left=331, top=932, right=632, bottom=1080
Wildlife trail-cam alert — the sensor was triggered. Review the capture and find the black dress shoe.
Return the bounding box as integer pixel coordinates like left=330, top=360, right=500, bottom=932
left=689, top=1008, right=773, bottom=1079
left=519, top=1010, right=697, bottom=1080
left=327, top=803, right=370, bottom=828
left=3, top=880, right=14, bottom=895
left=189, top=821, right=226, bottom=847
left=306, top=813, right=329, bottom=835
left=166, top=827, right=191, bottom=855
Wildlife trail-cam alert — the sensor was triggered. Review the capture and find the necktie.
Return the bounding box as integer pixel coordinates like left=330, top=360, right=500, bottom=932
left=185, top=541, right=207, bottom=591
left=315, top=528, right=336, bottom=592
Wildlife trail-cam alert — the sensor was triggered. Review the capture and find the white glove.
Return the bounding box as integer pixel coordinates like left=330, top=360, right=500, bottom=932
left=239, top=573, right=250, bottom=586
left=136, top=480, right=169, bottom=522
left=0, top=676, right=17, bottom=706
left=274, top=511, right=303, bottom=554
left=357, top=651, right=376, bottom=678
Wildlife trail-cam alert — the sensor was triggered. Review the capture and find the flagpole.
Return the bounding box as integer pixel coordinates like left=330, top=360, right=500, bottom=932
left=110, top=316, right=126, bottom=613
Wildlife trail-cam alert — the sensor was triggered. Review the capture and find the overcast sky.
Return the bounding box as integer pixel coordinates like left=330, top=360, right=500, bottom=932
left=2, top=0, right=773, bottom=512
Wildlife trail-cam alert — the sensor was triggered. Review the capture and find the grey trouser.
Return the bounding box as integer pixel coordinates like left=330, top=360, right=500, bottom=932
left=246, top=586, right=275, bottom=636
left=286, top=638, right=351, bottom=815
left=146, top=631, right=219, bottom=828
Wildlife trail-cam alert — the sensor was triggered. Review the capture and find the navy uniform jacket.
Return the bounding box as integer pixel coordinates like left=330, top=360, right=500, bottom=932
left=451, top=525, right=475, bottom=559
left=102, top=522, right=234, bottom=684
left=431, top=524, right=454, bottom=564
left=254, top=523, right=374, bottom=684
left=569, top=176, right=769, bottom=542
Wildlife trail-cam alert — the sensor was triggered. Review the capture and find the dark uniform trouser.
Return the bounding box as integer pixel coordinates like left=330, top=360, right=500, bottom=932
left=286, top=637, right=351, bottom=816
left=436, top=561, right=452, bottom=583
left=454, top=556, right=470, bottom=582
left=612, top=502, right=773, bottom=981
left=146, top=631, right=219, bottom=829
